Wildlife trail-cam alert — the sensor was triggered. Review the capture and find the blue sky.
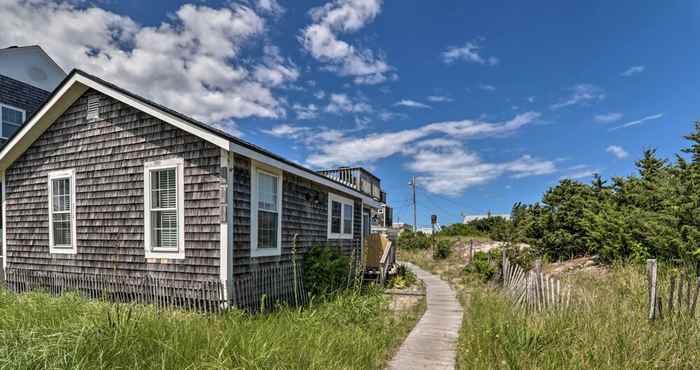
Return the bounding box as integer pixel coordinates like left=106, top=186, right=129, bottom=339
left=1, top=0, right=699, bottom=227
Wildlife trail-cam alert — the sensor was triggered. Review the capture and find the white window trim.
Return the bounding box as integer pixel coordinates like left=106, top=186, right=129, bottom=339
left=144, top=158, right=185, bottom=260
left=250, top=161, right=283, bottom=257
left=0, top=104, right=26, bottom=140
left=48, top=169, right=77, bottom=255
left=327, top=193, right=354, bottom=240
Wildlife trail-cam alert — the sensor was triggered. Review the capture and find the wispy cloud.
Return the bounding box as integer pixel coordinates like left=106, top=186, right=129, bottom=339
left=300, top=0, right=394, bottom=84
left=606, top=145, right=628, bottom=159
left=560, top=165, right=600, bottom=180
left=442, top=39, right=499, bottom=66
left=551, top=84, right=605, bottom=110
left=292, top=103, right=320, bottom=120
left=304, top=111, right=541, bottom=168
left=394, top=99, right=431, bottom=109
left=325, top=93, right=372, bottom=114
left=621, top=65, right=645, bottom=77
left=478, top=83, right=496, bottom=92
left=610, top=113, right=663, bottom=131
left=427, top=95, right=453, bottom=103
left=594, top=112, right=623, bottom=123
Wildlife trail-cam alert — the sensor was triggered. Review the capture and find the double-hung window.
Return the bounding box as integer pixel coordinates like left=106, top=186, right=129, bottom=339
left=1, top=104, right=25, bottom=139
left=328, top=193, right=354, bottom=239
left=144, top=158, right=184, bottom=259
left=251, top=162, right=282, bottom=257
left=48, top=169, right=77, bottom=254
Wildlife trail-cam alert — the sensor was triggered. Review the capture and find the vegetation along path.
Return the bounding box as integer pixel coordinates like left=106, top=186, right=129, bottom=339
left=387, top=262, right=463, bottom=370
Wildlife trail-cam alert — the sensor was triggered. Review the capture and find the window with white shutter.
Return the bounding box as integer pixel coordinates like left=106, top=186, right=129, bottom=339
left=1, top=104, right=25, bottom=139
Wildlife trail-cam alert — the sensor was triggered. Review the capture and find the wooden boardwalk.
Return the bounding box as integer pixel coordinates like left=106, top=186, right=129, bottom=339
left=387, top=262, right=463, bottom=370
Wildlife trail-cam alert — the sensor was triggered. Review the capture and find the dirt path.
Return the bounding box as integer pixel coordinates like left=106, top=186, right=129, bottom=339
left=386, top=262, right=463, bottom=370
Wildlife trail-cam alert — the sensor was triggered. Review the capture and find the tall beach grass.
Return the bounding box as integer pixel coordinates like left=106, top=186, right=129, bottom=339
left=0, top=286, right=421, bottom=369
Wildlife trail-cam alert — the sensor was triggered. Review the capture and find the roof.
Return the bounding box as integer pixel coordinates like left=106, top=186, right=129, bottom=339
left=0, top=69, right=382, bottom=208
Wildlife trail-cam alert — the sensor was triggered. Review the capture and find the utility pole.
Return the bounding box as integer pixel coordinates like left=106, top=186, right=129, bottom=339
left=409, top=176, right=417, bottom=232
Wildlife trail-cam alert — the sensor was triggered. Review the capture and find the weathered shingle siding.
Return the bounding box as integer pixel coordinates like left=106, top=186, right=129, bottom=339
left=0, top=74, right=51, bottom=146
left=232, top=156, right=362, bottom=276
left=5, top=89, right=222, bottom=282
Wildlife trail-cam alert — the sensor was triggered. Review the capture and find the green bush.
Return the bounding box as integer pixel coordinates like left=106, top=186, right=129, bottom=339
left=303, top=245, right=349, bottom=297
left=465, top=250, right=500, bottom=281
left=397, top=230, right=431, bottom=250
left=388, top=264, right=418, bottom=289
left=433, top=239, right=451, bottom=259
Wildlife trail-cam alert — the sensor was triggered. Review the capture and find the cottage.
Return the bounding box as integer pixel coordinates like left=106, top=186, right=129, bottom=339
left=0, top=68, right=386, bottom=310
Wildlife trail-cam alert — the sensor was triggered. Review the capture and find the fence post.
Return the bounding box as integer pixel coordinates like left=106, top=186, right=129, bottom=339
left=647, top=259, right=658, bottom=320
left=469, top=240, right=474, bottom=264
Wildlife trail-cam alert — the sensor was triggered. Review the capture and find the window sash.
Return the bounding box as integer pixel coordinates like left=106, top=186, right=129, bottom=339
left=149, top=168, right=178, bottom=251
left=48, top=171, right=75, bottom=252
left=328, top=194, right=354, bottom=239
left=342, top=203, right=353, bottom=235
left=1, top=105, right=25, bottom=138
left=143, top=159, right=185, bottom=259
left=251, top=164, right=282, bottom=256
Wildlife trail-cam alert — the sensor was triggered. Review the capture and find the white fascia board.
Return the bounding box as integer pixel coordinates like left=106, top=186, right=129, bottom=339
left=228, top=141, right=382, bottom=208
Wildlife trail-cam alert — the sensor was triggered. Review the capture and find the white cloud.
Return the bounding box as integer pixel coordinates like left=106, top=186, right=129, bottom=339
left=378, top=110, right=406, bottom=121
left=478, top=83, right=496, bottom=92
left=394, top=99, right=431, bottom=109
left=300, top=0, right=393, bottom=84
left=262, top=123, right=310, bottom=138
left=606, top=145, right=628, bottom=159
left=0, top=0, right=299, bottom=132
left=442, top=40, right=499, bottom=66
left=560, top=165, right=600, bottom=180
left=305, top=111, right=540, bottom=167
left=325, top=93, right=372, bottom=114
left=292, top=103, right=320, bottom=120
left=594, top=112, right=623, bottom=123
left=621, top=65, right=645, bottom=77
left=550, top=84, right=605, bottom=110
left=255, top=0, right=285, bottom=15
left=427, top=95, right=453, bottom=102
left=610, top=113, right=664, bottom=130
left=407, top=146, right=554, bottom=196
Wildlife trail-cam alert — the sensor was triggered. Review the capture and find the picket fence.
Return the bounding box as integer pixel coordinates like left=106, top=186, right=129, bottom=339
left=501, top=256, right=572, bottom=312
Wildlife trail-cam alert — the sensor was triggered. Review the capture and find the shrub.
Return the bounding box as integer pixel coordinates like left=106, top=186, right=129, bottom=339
left=397, top=230, right=431, bottom=250
left=433, top=239, right=452, bottom=259
left=388, top=264, right=418, bottom=289
left=303, top=245, right=350, bottom=297
left=465, top=250, right=500, bottom=281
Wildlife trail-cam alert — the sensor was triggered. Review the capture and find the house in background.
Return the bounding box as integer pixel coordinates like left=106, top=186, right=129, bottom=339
left=0, top=45, right=66, bottom=146
left=0, top=68, right=386, bottom=310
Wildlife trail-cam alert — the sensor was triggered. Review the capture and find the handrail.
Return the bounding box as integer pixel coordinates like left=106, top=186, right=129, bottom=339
left=379, top=240, right=395, bottom=284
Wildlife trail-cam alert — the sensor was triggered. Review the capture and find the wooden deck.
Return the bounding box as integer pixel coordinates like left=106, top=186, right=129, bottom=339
left=387, top=262, right=463, bottom=370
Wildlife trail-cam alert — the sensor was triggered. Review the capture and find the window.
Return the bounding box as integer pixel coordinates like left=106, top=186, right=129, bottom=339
left=1, top=104, right=25, bottom=139
left=251, top=162, right=282, bottom=257
left=144, top=158, right=184, bottom=259
left=327, top=193, right=354, bottom=239
left=48, top=169, right=76, bottom=254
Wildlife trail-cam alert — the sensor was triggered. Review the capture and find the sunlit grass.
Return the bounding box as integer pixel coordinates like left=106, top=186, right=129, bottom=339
left=0, top=286, right=422, bottom=369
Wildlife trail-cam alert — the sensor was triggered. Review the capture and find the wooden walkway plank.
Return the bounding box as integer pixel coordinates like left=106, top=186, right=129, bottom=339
left=387, top=262, right=463, bottom=370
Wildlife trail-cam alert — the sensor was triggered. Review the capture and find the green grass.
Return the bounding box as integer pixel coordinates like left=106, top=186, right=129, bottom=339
left=0, top=287, right=422, bottom=369
left=398, top=242, right=700, bottom=369
left=457, top=265, right=700, bottom=369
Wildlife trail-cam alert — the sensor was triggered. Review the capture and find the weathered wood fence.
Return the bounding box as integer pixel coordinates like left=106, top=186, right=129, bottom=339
left=646, top=259, right=700, bottom=320
left=501, top=256, right=572, bottom=312
left=0, top=262, right=307, bottom=314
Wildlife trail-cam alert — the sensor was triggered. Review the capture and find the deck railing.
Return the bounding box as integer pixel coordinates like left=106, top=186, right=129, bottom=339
left=318, top=167, right=383, bottom=201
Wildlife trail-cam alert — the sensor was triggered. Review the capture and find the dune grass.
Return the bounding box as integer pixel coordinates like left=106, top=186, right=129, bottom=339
left=0, top=286, right=421, bottom=369
left=399, top=242, right=700, bottom=369
left=458, top=265, right=700, bottom=369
